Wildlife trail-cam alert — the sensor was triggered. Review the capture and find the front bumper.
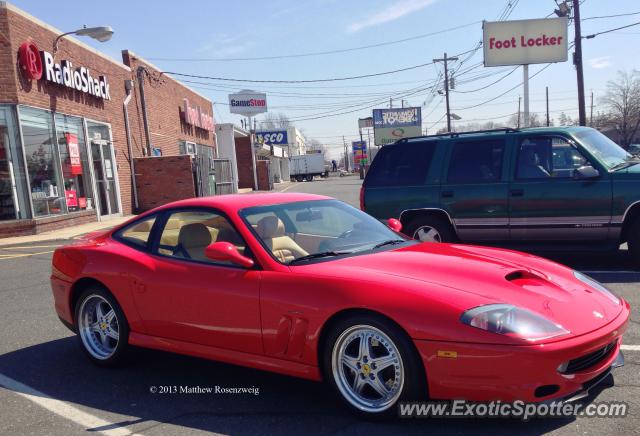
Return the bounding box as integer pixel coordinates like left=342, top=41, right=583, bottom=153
left=415, top=308, right=629, bottom=403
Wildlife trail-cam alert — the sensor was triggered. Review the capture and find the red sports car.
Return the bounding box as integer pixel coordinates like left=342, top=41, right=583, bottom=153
left=51, top=193, right=629, bottom=417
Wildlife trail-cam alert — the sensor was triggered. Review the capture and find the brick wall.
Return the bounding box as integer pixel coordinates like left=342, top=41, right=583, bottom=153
left=0, top=210, right=96, bottom=237
left=122, top=51, right=215, bottom=157
left=235, top=136, right=254, bottom=189
left=256, top=160, right=271, bottom=191
left=134, top=155, right=195, bottom=212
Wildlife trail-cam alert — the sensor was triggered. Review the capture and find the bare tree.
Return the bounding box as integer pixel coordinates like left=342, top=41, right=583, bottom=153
left=599, top=70, right=640, bottom=149
left=261, top=112, right=292, bottom=130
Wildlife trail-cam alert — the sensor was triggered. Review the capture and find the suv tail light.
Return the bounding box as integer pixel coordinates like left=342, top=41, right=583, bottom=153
left=360, top=186, right=365, bottom=210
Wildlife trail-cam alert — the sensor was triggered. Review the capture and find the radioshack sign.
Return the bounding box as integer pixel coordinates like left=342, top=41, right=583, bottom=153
left=228, top=91, right=267, bottom=115
left=18, top=40, right=111, bottom=99
left=483, top=18, right=568, bottom=67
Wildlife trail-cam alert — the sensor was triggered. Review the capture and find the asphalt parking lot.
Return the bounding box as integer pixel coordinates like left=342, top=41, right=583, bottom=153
left=0, top=176, right=638, bottom=435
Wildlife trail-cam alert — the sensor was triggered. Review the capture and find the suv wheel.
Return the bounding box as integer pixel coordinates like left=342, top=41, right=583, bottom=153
left=405, top=215, right=455, bottom=243
left=626, top=218, right=640, bottom=263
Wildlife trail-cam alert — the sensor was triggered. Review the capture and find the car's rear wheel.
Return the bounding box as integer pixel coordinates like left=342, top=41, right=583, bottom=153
left=323, top=314, right=426, bottom=418
left=75, top=287, right=130, bottom=366
left=627, top=217, right=640, bottom=264
left=405, top=215, right=455, bottom=243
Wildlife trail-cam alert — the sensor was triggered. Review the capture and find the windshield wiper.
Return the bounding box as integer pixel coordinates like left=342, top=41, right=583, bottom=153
left=611, top=159, right=640, bottom=171
left=289, top=250, right=352, bottom=264
left=371, top=239, right=406, bottom=250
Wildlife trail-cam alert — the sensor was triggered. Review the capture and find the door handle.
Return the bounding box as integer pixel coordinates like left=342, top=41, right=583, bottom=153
left=441, top=191, right=454, bottom=198
left=510, top=189, right=524, bottom=197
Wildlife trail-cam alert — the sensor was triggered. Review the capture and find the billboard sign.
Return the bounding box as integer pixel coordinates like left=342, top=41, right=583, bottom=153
left=483, top=18, right=568, bottom=67
left=372, top=107, right=422, bottom=146
left=358, top=117, right=373, bottom=129
left=228, top=90, right=267, bottom=115
left=256, top=130, right=288, bottom=145
left=352, top=141, right=367, bottom=166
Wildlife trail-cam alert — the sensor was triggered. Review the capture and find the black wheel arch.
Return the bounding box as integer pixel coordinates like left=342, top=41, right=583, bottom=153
left=399, top=209, right=458, bottom=239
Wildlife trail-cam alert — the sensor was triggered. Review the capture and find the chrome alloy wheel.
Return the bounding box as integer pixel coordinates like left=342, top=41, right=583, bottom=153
left=78, top=295, right=119, bottom=360
left=414, top=225, right=442, bottom=242
left=331, top=325, right=404, bottom=413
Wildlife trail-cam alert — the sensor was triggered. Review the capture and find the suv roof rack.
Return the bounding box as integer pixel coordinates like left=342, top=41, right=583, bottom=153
left=395, top=127, right=519, bottom=143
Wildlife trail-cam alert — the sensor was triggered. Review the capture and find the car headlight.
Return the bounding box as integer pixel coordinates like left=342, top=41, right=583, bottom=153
left=460, top=304, right=570, bottom=341
left=573, top=271, right=620, bottom=305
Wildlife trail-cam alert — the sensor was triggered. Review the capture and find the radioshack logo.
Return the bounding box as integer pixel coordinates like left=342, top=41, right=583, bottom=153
left=18, top=40, right=111, bottom=100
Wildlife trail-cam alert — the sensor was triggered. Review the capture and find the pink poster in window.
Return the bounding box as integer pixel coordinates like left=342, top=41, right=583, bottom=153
left=65, top=133, right=82, bottom=175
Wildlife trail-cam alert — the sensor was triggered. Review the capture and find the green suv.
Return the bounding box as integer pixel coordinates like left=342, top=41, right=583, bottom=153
left=362, top=127, right=640, bottom=260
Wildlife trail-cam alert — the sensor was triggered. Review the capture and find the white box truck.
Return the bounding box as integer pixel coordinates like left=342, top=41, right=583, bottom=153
left=289, top=154, right=326, bottom=182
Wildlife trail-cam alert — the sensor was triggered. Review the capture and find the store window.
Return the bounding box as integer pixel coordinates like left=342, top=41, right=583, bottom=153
left=55, top=114, right=94, bottom=212
left=0, top=108, right=16, bottom=219
left=19, top=107, right=66, bottom=217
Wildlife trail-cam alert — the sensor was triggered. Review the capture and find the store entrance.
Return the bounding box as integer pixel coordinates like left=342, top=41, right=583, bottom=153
left=87, top=122, right=120, bottom=218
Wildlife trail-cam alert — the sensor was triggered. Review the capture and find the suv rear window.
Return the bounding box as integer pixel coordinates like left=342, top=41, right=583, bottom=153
left=447, top=139, right=505, bottom=183
left=365, top=141, right=436, bottom=187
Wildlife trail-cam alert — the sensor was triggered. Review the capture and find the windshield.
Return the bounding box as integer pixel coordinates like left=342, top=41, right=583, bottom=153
left=574, top=129, right=632, bottom=169
left=240, top=199, right=409, bottom=264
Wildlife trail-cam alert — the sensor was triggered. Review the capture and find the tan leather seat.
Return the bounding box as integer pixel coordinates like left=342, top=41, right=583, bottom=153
left=176, top=223, right=212, bottom=261
left=256, top=216, right=308, bottom=263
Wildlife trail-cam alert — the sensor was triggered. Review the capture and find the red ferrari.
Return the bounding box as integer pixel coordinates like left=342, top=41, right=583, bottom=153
left=51, top=193, right=629, bottom=417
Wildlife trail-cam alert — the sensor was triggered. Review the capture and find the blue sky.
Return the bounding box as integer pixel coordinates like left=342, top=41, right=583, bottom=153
left=11, top=0, right=640, bottom=157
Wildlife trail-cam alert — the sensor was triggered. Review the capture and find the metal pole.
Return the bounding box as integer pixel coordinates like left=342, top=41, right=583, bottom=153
left=249, top=116, right=258, bottom=191
left=517, top=96, right=521, bottom=128
left=343, top=136, right=349, bottom=172
left=546, top=86, right=550, bottom=127
left=358, top=129, right=365, bottom=179
left=573, top=0, right=587, bottom=126
left=523, top=65, right=530, bottom=128
left=590, top=90, right=594, bottom=126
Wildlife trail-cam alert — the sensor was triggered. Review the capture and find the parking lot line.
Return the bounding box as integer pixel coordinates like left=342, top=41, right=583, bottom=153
left=0, top=250, right=55, bottom=260
left=0, top=244, right=62, bottom=250
left=621, top=345, right=640, bottom=351
left=0, top=372, right=140, bottom=436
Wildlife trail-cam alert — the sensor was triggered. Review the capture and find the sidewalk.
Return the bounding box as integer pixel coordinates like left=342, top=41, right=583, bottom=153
left=0, top=216, right=133, bottom=247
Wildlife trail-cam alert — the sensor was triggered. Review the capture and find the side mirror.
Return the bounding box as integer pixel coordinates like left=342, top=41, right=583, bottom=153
left=573, top=165, right=600, bottom=180
left=204, top=241, right=254, bottom=268
left=387, top=218, right=403, bottom=233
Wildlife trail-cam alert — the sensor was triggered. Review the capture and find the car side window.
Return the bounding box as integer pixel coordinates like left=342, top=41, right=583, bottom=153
left=365, top=141, right=437, bottom=187
left=115, top=215, right=157, bottom=249
left=517, top=137, right=589, bottom=179
left=155, top=209, right=247, bottom=266
left=447, top=139, right=505, bottom=184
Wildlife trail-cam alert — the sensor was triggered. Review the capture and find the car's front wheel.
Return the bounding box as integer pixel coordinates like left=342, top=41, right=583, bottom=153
left=75, top=287, right=130, bottom=366
left=323, top=314, right=426, bottom=418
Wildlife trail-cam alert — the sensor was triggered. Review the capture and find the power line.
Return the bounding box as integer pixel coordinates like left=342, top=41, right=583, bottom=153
left=453, top=67, right=519, bottom=93
left=583, top=11, right=640, bottom=21
left=145, top=21, right=482, bottom=62
left=584, top=21, right=640, bottom=39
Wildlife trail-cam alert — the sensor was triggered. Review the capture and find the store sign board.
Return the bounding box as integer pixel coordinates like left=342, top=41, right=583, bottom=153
left=483, top=18, right=568, bottom=67
left=18, top=40, right=111, bottom=100
left=372, top=107, right=422, bottom=146
left=352, top=141, right=367, bottom=165
left=358, top=117, right=373, bottom=129
left=228, top=91, right=267, bottom=115
left=65, top=133, right=82, bottom=175
left=256, top=130, right=288, bottom=145
left=183, top=98, right=215, bottom=131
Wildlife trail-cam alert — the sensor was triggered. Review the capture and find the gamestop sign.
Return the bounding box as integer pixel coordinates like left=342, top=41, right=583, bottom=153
left=483, top=18, right=568, bottom=67
left=228, top=91, right=267, bottom=115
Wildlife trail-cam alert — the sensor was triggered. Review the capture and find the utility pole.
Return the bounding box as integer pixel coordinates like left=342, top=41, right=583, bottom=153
left=573, top=0, right=587, bottom=126
left=389, top=97, right=393, bottom=109
left=523, top=65, right=530, bottom=127
left=343, top=136, right=349, bottom=172
left=546, top=86, right=550, bottom=127
left=433, top=53, right=458, bottom=132
left=517, top=96, right=521, bottom=128
left=590, top=90, right=594, bottom=126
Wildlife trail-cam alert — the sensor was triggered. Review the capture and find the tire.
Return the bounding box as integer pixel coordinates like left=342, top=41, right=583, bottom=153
left=305, top=175, right=314, bottom=182
left=322, top=314, right=426, bottom=419
left=627, top=218, right=640, bottom=264
left=404, top=215, right=455, bottom=243
left=295, top=175, right=304, bottom=182
left=74, top=286, right=130, bottom=367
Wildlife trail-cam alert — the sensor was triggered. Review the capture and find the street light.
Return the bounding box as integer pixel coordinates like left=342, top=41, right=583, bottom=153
left=53, top=25, right=114, bottom=54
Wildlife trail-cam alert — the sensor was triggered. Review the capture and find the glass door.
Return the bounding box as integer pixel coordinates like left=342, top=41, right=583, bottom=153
left=87, top=122, right=120, bottom=218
